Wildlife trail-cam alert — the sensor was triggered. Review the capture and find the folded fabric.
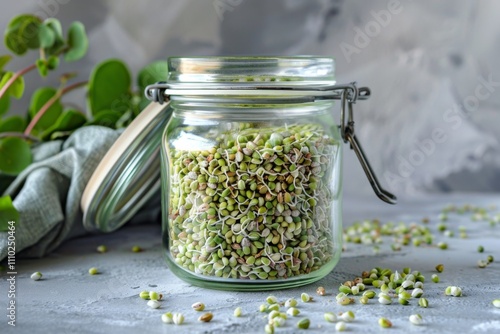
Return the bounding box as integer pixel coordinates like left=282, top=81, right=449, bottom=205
left=0, top=126, right=124, bottom=261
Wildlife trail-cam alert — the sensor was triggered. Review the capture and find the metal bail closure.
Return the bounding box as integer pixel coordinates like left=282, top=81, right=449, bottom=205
left=340, top=86, right=397, bottom=204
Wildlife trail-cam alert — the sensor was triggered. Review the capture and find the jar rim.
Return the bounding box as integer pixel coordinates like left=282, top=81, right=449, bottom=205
left=167, top=56, right=335, bottom=84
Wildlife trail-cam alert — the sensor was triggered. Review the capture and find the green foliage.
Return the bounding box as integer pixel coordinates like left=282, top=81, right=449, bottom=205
left=137, top=60, right=169, bottom=111
left=0, top=71, right=25, bottom=99
left=0, top=55, right=12, bottom=70
left=38, top=23, right=56, bottom=49
left=0, top=195, right=19, bottom=231
left=4, top=14, right=43, bottom=55
left=87, top=59, right=132, bottom=116
left=0, top=94, right=9, bottom=116
left=41, top=109, right=86, bottom=140
left=0, top=116, right=26, bottom=133
left=0, top=13, right=169, bottom=224
left=137, top=60, right=169, bottom=93
left=0, top=137, right=32, bottom=175
left=64, top=22, right=88, bottom=62
left=28, top=87, right=63, bottom=132
left=86, top=109, right=123, bottom=129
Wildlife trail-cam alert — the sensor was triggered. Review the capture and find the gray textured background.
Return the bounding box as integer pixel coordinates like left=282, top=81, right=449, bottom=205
left=1, top=0, right=499, bottom=200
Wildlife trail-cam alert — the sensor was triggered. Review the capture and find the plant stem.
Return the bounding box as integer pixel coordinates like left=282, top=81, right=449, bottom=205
left=24, top=80, right=88, bottom=136
left=0, top=132, right=40, bottom=142
left=0, top=63, right=37, bottom=100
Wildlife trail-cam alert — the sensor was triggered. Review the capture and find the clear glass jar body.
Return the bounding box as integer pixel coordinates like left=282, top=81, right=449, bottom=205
left=161, top=57, right=343, bottom=290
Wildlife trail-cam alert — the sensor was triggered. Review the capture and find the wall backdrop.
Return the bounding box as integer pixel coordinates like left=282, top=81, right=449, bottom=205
left=1, top=0, right=499, bottom=199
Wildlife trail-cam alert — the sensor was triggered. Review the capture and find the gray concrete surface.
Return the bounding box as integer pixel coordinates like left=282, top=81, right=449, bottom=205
left=2, top=193, right=500, bottom=333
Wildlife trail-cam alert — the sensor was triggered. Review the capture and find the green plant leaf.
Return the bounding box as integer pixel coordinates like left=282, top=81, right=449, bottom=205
left=4, top=29, right=28, bottom=55
left=0, top=71, right=25, bottom=99
left=64, top=21, right=88, bottom=62
left=20, top=17, right=42, bottom=49
left=0, top=137, right=32, bottom=175
left=4, top=15, right=42, bottom=55
left=0, top=55, right=12, bottom=71
left=86, top=109, right=121, bottom=129
left=41, top=109, right=86, bottom=140
left=0, top=195, right=19, bottom=232
left=0, top=94, right=9, bottom=117
left=36, top=59, right=48, bottom=77
left=44, top=18, right=65, bottom=56
left=87, top=59, right=132, bottom=116
left=29, top=87, right=63, bottom=132
left=0, top=115, right=26, bottom=133
left=47, top=55, right=59, bottom=70
left=44, top=18, right=63, bottom=40
left=137, top=60, right=169, bottom=93
left=38, top=23, right=55, bottom=49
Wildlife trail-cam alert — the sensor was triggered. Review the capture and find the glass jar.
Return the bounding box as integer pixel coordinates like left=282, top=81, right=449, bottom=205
left=82, top=56, right=396, bottom=291
left=161, top=57, right=344, bottom=290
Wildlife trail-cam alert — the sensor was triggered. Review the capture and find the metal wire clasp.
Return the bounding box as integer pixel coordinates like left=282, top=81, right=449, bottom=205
left=144, top=81, right=397, bottom=204
left=339, top=84, right=397, bottom=204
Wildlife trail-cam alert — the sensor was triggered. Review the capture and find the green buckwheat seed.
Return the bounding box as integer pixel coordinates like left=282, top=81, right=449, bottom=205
left=301, top=292, right=312, bottom=302
left=409, top=314, right=423, bottom=325
left=267, top=304, right=280, bottom=312
left=167, top=124, right=339, bottom=280
left=266, top=296, right=278, bottom=304
left=149, top=291, right=162, bottom=301
left=341, top=311, right=355, bottom=322
left=287, top=307, right=300, bottom=317
left=478, top=260, right=488, bottom=268
left=411, top=288, right=424, bottom=298
left=418, top=297, right=429, bottom=308
left=139, top=291, right=150, bottom=300
left=198, top=312, right=213, bottom=322
left=147, top=300, right=161, bottom=309
left=271, top=317, right=286, bottom=327
left=173, top=313, right=185, bottom=325
left=398, top=298, right=409, bottom=305
left=438, top=242, right=448, bottom=250
left=131, top=245, right=143, bottom=253
left=363, top=290, right=376, bottom=299
left=96, top=245, right=107, bottom=253
left=234, top=307, right=242, bottom=317
left=493, top=299, right=500, bottom=308
left=30, top=272, right=42, bottom=281
left=378, top=317, right=392, bottom=328
left=161, top=312, right=173, bottom=324
left=297, top=318, right=310, bottom=329
left=324, top=312, right=337, bottom=322
left=335, top=321, right=347, bottom=331
left=192, top=302, right=205, bottom=311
